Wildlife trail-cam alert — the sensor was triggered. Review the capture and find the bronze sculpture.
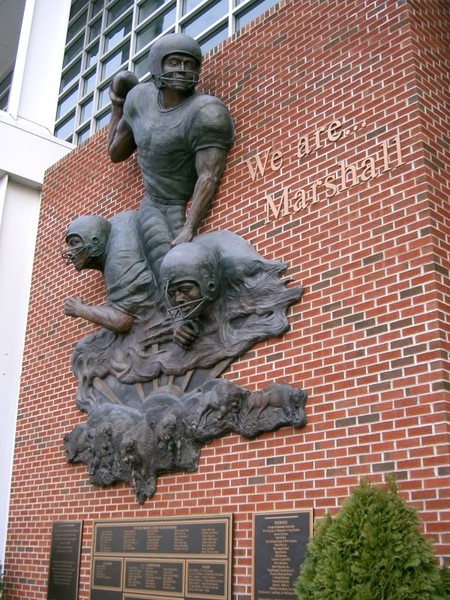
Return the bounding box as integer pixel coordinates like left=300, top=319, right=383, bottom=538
left=63, top=213, right=155, bottom=332
left=108, top=33, right=235, bottom=274
left=63, top=33, right=306, bottom=503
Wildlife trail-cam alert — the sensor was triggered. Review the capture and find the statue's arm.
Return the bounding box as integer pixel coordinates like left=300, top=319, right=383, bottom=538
left=64, top=296, right=134, bottom=333
left=107, top=79, right=137, bottom=163
left=107, top=110, right=137, bottom=163
left=171, top=146, right=228, bottom=246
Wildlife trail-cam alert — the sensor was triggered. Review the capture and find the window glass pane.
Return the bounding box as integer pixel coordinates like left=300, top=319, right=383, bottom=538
left=104, top=14, right=132, bottom=52
left=95, top=109, right=111, bottom=130
left=60, top=59, right=82, bottom=93
left=136, top=6, right=176, bottom=50
left=0, top=70, right=12, bottom=96
left=57, top=86, right=79, bottom=119
left=89, top=16, right=102, bottom=41
left=134, top=53, right=149, bottom=79
left=138, top=0, right=168, bottom=24
left=101, top=42, right=130, bottom=79
left=0, top=70, right=12, bottom=110
left=86, top=42, right=99, bottom=68
left=97, top=85, right=111, bottom=110
left=182, top=0, right=227, bottom=38
left=70, top=0, right=87, bottom=20
left=92, top=0, right=104, bottom=17
left=0, top=91, right=10, bottom=111
left=80, top=96, right=94, bottom=122
left=107, top=0, right=133, bottom=25
left=236, top=0, right=279, bottom=30
left=184, top=0, right=204, bottom=14
left=55, top=112, right=76, bottom=140
left=63, top=34, right=84, bottom=67
left=67, top=11, right=87, bottom=43
left=0, top=71, right=13, bottom=110
left=77, top=125, right=92, bottom=144
left=199, top=24, right=227, bottom=53
left=83, top=70, right=97, bottom=95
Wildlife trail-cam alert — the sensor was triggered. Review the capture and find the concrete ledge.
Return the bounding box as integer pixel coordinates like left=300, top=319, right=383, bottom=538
left=0, top=112, right=73, bottom=187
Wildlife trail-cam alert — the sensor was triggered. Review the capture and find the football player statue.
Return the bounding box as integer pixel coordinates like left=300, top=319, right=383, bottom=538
left=107, top=33, right=235, bottom=276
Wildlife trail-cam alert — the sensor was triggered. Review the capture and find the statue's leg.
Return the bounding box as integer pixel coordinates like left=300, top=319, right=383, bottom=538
left=138, top=196, right=184, bottom=275
left=165, top=204, right=186, bottom=238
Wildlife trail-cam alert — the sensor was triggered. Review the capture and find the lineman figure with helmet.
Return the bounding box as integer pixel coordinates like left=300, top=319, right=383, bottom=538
left=159, top=242, right=221, bottom=349
left=62, top=212, right=155, bottom=333
left=156, top=229, right=302, bottom=361
left=108, top=33, right=235, bottom=276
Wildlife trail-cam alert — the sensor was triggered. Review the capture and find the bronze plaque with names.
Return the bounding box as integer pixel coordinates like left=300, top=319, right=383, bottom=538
left=47, top=521, right=83, bottom=600
left=90, top=515, right=232, bottom=600
left=253, top=510, right=313, bottom=600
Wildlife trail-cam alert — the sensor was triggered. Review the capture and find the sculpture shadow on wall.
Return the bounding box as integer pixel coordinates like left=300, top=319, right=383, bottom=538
left=62, top=33, right=306, bottom=504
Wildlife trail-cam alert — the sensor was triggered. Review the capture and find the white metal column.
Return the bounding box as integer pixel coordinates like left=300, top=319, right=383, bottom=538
left=0, top=0, right=73, bottom=561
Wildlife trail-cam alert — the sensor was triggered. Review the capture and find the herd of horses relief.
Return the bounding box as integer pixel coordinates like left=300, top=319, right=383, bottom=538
left=62, top=33, right=306, bottom=504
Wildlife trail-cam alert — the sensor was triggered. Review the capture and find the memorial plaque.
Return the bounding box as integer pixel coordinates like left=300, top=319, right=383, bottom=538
left=94, top=520, right=228, bottom=556
left=124, top=559, right=184, bottom=594
left=93, top=558, right=123, bottom=588
left=91, top=515, right=232, bottom=600
left=253, top=510, right=312, bottom=600
left=186, top=561, right=227, bottom=598
left=47, top=521, right=82, bottom=600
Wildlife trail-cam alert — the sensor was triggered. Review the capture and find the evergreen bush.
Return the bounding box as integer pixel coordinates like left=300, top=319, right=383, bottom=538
left=439, top=567, right=450, bottom=597
left=295, top=478, right=448, bottom=600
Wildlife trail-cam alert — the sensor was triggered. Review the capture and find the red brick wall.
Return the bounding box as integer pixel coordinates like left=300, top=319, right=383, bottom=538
left=406, top=0, right=450, bottom=551
left=5, top=0, right=450, bottom=598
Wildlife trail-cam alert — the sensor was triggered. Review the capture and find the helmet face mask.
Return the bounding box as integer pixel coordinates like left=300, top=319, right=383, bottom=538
left=61, top=236, right=92, bottom=270
left=160, top=243, right=221, bottom=320
left=62, top=216, right=111, bottom=270
left=166, top=292, right=207, bottom=321
left=158, top=68, right=199, bottom=91
left=149, top=33, right=202, bottom=91
left=165, top=280, right=207, bottom=321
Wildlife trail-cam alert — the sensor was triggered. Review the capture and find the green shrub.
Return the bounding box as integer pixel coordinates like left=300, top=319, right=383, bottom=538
left=439, top=567, right=450, bottom=597
left=295, top=479, right=448, bottom=600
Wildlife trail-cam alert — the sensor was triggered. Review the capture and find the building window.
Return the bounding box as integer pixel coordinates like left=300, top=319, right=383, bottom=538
left=0, top=69, right=14, bottom=112
left=55, top=0, right=279, bottom=144
left=182, top=0, right=228, bottom=39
